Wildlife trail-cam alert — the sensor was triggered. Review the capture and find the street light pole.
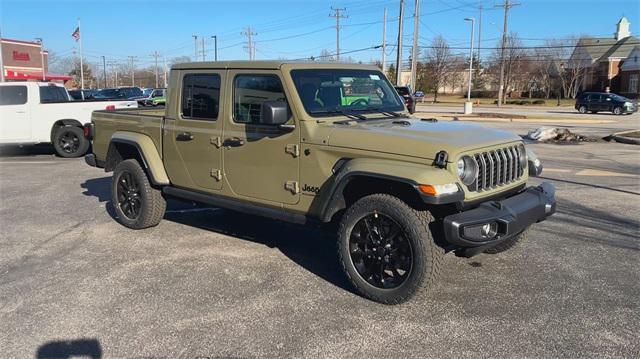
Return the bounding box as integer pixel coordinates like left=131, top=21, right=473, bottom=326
left=464, top=18, right=475, bottom=114
left=35, top=38, right=45, bottom=81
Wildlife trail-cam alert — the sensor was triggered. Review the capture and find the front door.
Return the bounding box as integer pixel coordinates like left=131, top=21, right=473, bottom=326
left=0, top=85, right=30, bottom=142
left=223, top=71, right=300, bottom=205
left=163, top=71, right=224, bottom=192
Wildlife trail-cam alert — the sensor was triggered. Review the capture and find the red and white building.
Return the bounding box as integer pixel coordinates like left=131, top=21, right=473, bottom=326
left=0, top=38, right=71, bottom=82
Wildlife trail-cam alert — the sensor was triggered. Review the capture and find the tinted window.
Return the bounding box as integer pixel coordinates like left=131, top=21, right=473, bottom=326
left=0, top=86, right=28, bottom=105
left=39, top=86, right=69, bottom=103
left=234, top=75, right=286, bottom=124
left=128, top=87, right=143, bottom=97
left=181, top=74, right=221, bottom=120
left=96, top=89, right=122, bottom=98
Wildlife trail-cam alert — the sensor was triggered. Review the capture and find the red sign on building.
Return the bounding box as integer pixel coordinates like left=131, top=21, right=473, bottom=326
left=12, top=50, right=31, bottom=61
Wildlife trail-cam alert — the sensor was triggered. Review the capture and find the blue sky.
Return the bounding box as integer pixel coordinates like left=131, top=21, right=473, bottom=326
left=1, top=0, right=639, bottom=68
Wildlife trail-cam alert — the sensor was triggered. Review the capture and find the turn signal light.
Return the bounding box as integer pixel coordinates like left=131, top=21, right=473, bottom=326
left=418, top=183, right=459, bottom=196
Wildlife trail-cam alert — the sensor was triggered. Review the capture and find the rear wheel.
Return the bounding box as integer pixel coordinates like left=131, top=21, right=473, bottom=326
left=578, top=105, right=587, bottom=114
left=52, top=126, right=89, bottom=158
left=111, top=159, right=166, bottom=229
left=613, top=106, right=622, bottom=115
left=337, top=194, right=443, bottom=304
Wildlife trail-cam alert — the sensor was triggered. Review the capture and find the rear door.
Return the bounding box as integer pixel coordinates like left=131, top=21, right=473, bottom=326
left=163, top=70, right=225, bottom=192
left=222, top=70, right=300, bottom=205
left=0, top=85, right=30, bottom=142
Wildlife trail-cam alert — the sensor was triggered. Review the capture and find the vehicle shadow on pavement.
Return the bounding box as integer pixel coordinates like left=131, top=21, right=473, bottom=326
left=0, top=144, right=56, bottom=157
left=80, top=176, right=354, bottom=293
left=36, top=338, right=102, bottom=359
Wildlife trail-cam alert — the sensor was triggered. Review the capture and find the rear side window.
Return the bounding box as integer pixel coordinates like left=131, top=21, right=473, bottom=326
left=39, top=86, right=69, bottom=103
left=0, top=86, right=28, bottom=105
left=181, top=74, right=221, bottom=120
left=233, top=74, right=286, bottom=124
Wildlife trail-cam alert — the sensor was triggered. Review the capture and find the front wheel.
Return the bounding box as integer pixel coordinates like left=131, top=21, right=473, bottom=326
left=111, top=159, right=166, bottom=229
left=52, top=126, right=89, bottom=158
left=613, top=106, right=622, bottom=115
left=337, top=194, right=443, bottom=304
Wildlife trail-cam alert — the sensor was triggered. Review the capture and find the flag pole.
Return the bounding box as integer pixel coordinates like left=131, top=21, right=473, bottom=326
left=78, top=18, right=84, bottom=89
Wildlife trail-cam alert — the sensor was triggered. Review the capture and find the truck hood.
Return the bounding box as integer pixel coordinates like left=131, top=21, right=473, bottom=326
left=325, top=118, right=522, bottom=160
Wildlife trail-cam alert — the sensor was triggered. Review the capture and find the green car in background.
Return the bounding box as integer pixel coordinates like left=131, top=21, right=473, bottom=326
left=144, top=88, right=166, bottom=106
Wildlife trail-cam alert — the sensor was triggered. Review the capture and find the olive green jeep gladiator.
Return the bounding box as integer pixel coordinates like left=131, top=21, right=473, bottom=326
left=84, top=61, right=555, bottom=304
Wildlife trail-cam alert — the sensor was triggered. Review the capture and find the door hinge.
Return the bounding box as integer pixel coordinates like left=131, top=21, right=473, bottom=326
left=210, top=136, right=222, bottom=148
left=285, top=144, right=300, bottom=158
left=284, top=181, right=299, bottom=194
left=210, top=169, right=222, bottom=181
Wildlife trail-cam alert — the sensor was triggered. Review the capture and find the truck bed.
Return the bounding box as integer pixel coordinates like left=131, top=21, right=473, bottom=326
left=91, top=108, right=165, bottom=162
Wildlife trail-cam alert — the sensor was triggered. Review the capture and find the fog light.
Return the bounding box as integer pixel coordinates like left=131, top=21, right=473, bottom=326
left=463, top=222, right=499, bottom=241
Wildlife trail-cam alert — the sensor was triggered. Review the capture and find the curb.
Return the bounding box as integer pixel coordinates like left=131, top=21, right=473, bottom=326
left=603, top=130, right=640, bottom=145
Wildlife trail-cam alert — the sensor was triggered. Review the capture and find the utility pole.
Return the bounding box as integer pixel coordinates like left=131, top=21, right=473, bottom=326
left=192, top=35, right=198, bottom=61
left=477, top=5, right=483, bottom=62
left=107, top=60, right=119, bottom=87
left=77, top=18, right=84, bottom=89
left=329, top=7, right=348, bottom=61
left=151, top=51, right=161, bottom=88
left=382, top=8, right=387, bottom=71
left=163, top=57, right=168, bottom=87
left=495, top=0, right=519, bottom=106
left=212, top=35, right=218, bottom=61
left=410, top=0, right=420, bottom=91
left=127, top=56, right=137, bottom=87
left=201, top=37, right=206, bottom=61
left=395, top=0, right=405, bottom=85
left=101, top=56, right=106, bottom=89
left=464, top=17, right=475, bottom=108
left=241, top=27, right=257, bottom=60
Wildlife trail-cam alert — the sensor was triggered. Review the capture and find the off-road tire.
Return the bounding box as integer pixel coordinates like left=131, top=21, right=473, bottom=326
left=52, top=126, right=89, bottom=158
left=111, top=159, right=166, bottom=229
left=578, top=105, right=587, bottom=114
left=337, top=194, right=444, bottom=304
left=613, top=106, right=622, bottom=115
left=483, top=229, right=529, bottom=254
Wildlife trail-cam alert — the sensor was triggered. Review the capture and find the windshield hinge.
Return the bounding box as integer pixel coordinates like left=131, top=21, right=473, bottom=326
left=210, top=169, right=222, bottom=181
left=210, top=136, right=222, bottom=148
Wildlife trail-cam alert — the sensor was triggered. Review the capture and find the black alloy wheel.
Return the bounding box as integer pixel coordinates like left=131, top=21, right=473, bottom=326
left=58, top=129, right=80, bottom=154
left=116, top=170, right=142, bottom=220
left=349, top=212, right=413, bottom=289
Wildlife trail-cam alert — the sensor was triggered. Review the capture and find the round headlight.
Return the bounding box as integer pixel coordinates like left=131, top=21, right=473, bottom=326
left=457, top=155, right=478, bottom=185
left=517, top=144, right=527, bottom=169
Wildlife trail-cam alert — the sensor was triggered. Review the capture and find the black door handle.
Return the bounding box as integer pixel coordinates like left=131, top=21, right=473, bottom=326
left=224, top=137, right=245, bottom=147
left=176, top=132, right=194, bottom=141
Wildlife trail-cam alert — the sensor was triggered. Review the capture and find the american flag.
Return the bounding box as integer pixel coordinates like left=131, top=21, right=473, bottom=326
left=71, top=27, right=80, bottom=41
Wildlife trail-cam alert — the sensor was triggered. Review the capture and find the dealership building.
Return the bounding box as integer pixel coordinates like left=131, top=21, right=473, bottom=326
left=0, top=37, right=71, bottom=82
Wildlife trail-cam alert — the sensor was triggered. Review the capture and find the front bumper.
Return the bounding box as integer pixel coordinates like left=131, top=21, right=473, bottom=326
left=443, top=182, right=556, bottom=248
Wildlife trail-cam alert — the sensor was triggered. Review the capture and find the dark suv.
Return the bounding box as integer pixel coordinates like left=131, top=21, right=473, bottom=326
left=575, top=92, right=637, bottom=115
left=394, top=86, right=416, bottom=114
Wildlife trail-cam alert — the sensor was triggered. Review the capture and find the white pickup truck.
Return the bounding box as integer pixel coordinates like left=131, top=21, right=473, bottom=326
left=0, top=82, right=138, bottom=157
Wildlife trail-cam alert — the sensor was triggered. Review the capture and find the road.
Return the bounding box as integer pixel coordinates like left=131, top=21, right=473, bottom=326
left=1, top=135, right=639, bottom=358
left=416, top=103, right=640, bottom=137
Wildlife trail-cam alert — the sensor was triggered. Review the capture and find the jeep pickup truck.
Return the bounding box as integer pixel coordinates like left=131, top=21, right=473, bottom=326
left=84, top=61, right=555, bottom=304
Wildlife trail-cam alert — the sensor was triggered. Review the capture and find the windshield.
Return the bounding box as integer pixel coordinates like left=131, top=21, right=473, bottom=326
left=291, top=69, right=404, bottom=117
left=96, top=89, right=121, bottom=98
left=143, top=88, right=153, bottom=96
left=610, top=94, right=628, bottom=102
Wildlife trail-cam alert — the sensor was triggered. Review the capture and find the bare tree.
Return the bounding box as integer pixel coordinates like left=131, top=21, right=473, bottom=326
left=425, top=36, right=452, bottom=102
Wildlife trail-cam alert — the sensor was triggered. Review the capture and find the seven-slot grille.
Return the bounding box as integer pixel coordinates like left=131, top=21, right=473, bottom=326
left=469, top=145, right=525, bottom=192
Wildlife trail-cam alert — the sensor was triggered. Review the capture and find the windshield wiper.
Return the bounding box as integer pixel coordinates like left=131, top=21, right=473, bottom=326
left=363, top=107, right=410, bottom=118
left=310, top=108, right=367, bottom=120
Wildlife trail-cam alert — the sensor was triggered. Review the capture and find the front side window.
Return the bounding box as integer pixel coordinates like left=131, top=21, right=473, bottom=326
left=181, top=73, right=221, bottom=120
left=233, top=75, right=286, bottom=124
left=0, top=86, right=28, bottom=105
left=291, top=69, right=404, bottom=117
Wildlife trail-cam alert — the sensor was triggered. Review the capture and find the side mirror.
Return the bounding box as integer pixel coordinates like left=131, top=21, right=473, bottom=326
left=261, top=101, right=290, bottom=126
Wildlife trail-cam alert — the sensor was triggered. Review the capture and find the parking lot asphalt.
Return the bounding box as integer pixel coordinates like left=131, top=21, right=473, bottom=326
left=1, top=136, right=639, bottom=358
